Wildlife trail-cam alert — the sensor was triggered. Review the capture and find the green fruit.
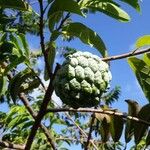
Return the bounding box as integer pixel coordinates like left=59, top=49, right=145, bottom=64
left=53, top=51, right=112, bottom=108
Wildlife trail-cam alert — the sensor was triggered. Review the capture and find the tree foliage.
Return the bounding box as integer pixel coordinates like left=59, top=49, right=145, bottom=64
left=0, top=0, right=150, bottom=150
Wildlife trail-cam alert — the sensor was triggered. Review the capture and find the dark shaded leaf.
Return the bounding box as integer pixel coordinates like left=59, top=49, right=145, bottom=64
left=48, top=11, right=63, bottom=32
left=0, top=0, right=31, bottom=11
left=125, top=99, right=140, bottom=143
left=110, top=110, right=124, bottom=142
left=134, top=104, right=150, bottom=145
left=48, top=0, right=84, bottom=17
left=44, top=42, right=56, bottom=80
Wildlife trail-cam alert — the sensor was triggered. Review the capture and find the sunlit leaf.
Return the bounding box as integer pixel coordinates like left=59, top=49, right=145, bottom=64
left=128, top=57, right=150, bottom=102
left=80, top=0, right=130, bottom=22
left=62, top=22, right=107, bottom=57
left=135, top=35, right=150, bottom=48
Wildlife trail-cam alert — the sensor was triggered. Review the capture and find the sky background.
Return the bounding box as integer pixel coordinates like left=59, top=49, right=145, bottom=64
left=1, top=0, right=150, bottom=149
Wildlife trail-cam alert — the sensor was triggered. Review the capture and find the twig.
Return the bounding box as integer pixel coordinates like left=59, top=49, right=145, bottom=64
left=0, top=140, right=25, bottom=150
left=56, top=12, right=71, bottom=31
left=102, top=48, right=150, bottom=62
left=46, top=108, right=150, bottom=126
left=56, top=137, right=103, bottom=144
left=25, top=64, right=60, bottom=150
left=65, top=112, right=98, bottom=150
left=84, top=114, right=95, bottom=150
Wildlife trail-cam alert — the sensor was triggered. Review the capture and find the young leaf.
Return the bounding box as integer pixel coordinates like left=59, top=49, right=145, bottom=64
left=48, top=0, right=84, bottom=17
left=125, top=99, right=140, bottom=143
left=135, top=35, right=150, bottom=48
left=0, top=0, right=31, bottom=11
left=62, top=22, right=107, bottom=57
left=121, top=0, right=140, bottom=12
left=134, top=104, right=150, bottom=145
left=128, top=57, right=150, bottom=102
left=80, top=1, right=130, bottom=22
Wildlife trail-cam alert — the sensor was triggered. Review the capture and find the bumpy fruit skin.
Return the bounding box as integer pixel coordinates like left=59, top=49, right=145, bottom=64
left=53, top=51, right=112, bottom=108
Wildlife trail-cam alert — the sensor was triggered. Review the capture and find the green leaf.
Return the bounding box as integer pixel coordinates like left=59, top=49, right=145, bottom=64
left=62, top=22, right=107, bottom=57
left=0, top=0, right=31, bottom=11
left=8, top=68, right=33, bottom=103
left=80, top=1, right=130, bottom=22
left=125, top=99, right=140, bottom=143
left=121, top=0, right=140, bottom=12
left=128, top=57, right=150, bottom=102
left=9, top=34, right=23, bottom=56
left=4, top=56, right=26, bottom=76
left=134, top=104, right=150, bottom=145
left=44, top=42, right=56, bottom=80
left=146, top=130, right=150, bottom=147
left=48, top=0, right=84, bottom=17
left=143, top=53, right=150, bottom=66
left=0, top=76, right=7, bottom=97
left=135, top=35, right=150, bottom=48
left=110, top=110, right=124, bottom=142
left=18, top=34, right=30, bottom=58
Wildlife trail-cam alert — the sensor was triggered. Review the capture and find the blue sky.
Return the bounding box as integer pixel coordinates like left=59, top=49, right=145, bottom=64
left=1, top=1, right=150, bottom=149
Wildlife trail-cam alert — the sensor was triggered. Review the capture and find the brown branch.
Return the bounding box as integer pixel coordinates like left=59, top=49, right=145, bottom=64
left=38, top=0, right=52, bottom=78
left=64, top=112, right=98, bottom=150
left=102, top=48, right=150, bottom=62
left=84, top=114, right=95, bottom=150
left=0, top=140, right=25, bottom=150
left=25, top=65, right=60, bottom=150
left=46, top=108, right=150, bottom=126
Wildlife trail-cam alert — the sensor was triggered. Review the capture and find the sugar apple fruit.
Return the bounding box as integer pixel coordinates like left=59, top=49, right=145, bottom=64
left=53, top=51, right=112, bottom=108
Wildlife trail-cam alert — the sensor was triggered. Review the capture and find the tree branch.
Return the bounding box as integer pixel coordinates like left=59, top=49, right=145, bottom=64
left=102, top=48, right=150, bottom=62
left=46, top=108, right=150, bottom=126
left=0, top=140, right=25, bottom=150
left=25, top=64, right=60, bottom=150
left=84, top=114, right=95, bottom=150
